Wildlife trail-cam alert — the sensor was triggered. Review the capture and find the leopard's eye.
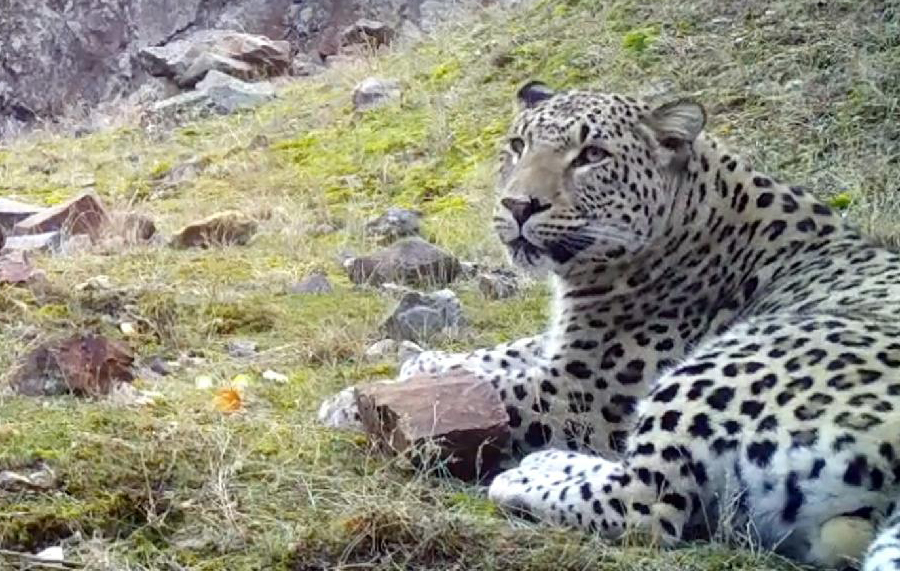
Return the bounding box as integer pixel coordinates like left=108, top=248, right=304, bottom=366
left=509, top=137, right=526, bottom=156
left=572, top=145, right=610, bottom=168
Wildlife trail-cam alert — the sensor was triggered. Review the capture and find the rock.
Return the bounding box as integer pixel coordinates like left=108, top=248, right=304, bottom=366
left=345, top=237, right=461, bottom=287
left=288, top=271, right=333, bottom=294
left=150, top=156, right=211, bottom=198
left=170, top=210, right=258, bottom=249
left=381, top=288, right=464, bottom=343
left=365, top=207, right=422, bottom=243
left=10, top=334, right=134, bottom=397
left=0, top=0, right=296, bottom=134
left=148, top=355, right=173, bottom=376
left=355, top=372, right=510, bottom=481
left=262, top=369, right=289, bottom=383
left=0, top=198, right=45, bottom=232
left=340, top=19, right=396, bottom=49
left=13, top=192, right=109, bottom=237
left=1, top=231, right=62, bottom=254
left=459, top=261, right=481, bottom=279
left=352, top=77, right=402, bottom=111
left=478, top=268, right=520, bottom=299
left=138, top=30, right=291, bottom=88
left=0, top=463, right=56, bottom=492
left=1, top=0, right=533, bottom=135
left=226, top=339, right=258, bottom=359
left=152, top=71, right=276, bottom=118
left=290, top=53, right=325, bottom=77
left=0, top=251, right=41, bottom=285
left=323, top=54, right=359, bottom=68
left=121, top=212, right=158, bottom=243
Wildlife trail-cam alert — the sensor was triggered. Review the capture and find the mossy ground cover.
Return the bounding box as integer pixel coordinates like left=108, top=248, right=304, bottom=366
left=0, top=0, right=896, bottom=568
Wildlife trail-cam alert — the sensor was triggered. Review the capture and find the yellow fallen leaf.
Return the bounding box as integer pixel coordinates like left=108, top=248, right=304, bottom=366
left=232, top=373, right=253, bottom=389
left=214, top=387, right=243, bottom=413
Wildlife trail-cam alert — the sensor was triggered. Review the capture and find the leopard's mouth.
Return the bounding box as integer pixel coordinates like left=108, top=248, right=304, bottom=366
left=506, top=237, right=545, bottom=265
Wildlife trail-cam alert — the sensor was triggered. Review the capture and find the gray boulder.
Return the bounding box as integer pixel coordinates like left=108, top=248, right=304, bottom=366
left=381, top=288, right=464, bottom=343
left=138, top=30, right=291, bottom=88
left=152, top=71, right=275, bottom=117
left=352, top=77, right=402, bottom=111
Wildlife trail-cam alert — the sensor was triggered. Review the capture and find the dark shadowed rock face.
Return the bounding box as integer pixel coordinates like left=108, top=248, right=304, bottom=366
left=0, top=0, right=294, bottom=133
left=0, top=0, right=529, bottom=136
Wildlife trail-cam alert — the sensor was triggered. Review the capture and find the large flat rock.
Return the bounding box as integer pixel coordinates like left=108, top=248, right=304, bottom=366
left=355, top=372, right=509, bottom=481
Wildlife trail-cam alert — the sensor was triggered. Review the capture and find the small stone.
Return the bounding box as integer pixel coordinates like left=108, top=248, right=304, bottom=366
left=459, top=261, right=481, bottom=280
left=119, top=322, right=138, bottom=337
left=1, top=231, right=61, bottom=254
left=352, top=77, right=402, bottom=112
left=13, top=192, right=109, bottom=237
left=170, top=210, right=258, bottom=249
left=365, top=339, right=399, bottom=359
left=34, top=546, right=64, bottom=563
left=0, top=198, right=45, bottom=232
left=381, top=288, right=464, bottom=343
left=340, top=19, right=396, bottom=49
left=478, top=268, right=520, bottom=299
left=345, top=237, right=461, bottom=288
left=195, top=375, right=215, bottom=390
left=288, top=271, right=333, bottom=294
left=262, top=369, right=288, bottom=384
left=0, top=251, right=40, bottom=285
left=355, top=372, right=510, bottom=481
left=365, top=207, right=422, bottom=243
left=0, top=463, right=56, bottom=491
left=10, top=334, right=134, bottom=397
left=121, top=212, right=158, bottom=243
left=148, top=356, right=172, bottom=376
left=226, top=339, right=258, bottom=358
left=290, top=53, right=324, bottom=76
left=323, top=55, right=359, bottom=68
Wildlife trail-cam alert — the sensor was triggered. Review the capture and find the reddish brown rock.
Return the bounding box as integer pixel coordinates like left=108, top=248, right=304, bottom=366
left=169, top=210, right=257, bottom=249
left=355, top=372, right=509, bottom=481
left=0, top=250, right=39, bottom=285
left=11, top=334, right=134, bottom=397
left=13, top=192, right=109, bottom=237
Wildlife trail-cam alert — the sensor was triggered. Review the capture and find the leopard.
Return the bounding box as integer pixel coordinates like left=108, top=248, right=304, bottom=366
left=319, top=80, right=900, bottom=569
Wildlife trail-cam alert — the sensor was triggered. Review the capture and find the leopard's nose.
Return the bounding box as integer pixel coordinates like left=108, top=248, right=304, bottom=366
left=501, top=197, right=551, bottom=226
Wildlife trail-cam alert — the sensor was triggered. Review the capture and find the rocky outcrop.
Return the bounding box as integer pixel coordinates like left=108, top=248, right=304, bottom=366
left=0, top=0, right=529, bottom=137
left=0, top=0, right=294, bottom=131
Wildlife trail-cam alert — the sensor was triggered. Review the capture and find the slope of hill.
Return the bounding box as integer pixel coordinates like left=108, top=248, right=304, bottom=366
left=0, top=0, right=896, bottom=568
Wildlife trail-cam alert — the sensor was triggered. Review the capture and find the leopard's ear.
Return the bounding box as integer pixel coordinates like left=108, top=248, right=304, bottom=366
left=517, top=80, right=556, bottom=109
left=638, top=99, right=706, bottom=171
left=642, top=99, right=706, bottom=148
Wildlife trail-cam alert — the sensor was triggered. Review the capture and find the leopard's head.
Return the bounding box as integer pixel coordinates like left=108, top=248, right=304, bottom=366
left=493, top=81, right=706, bottom=278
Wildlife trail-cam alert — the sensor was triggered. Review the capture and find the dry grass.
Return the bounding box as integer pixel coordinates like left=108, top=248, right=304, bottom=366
left=0, top=0, right=897, bottom=568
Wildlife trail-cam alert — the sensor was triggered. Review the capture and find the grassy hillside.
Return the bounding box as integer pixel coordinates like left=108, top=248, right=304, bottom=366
left=0, top=0, right=896, bottom=568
